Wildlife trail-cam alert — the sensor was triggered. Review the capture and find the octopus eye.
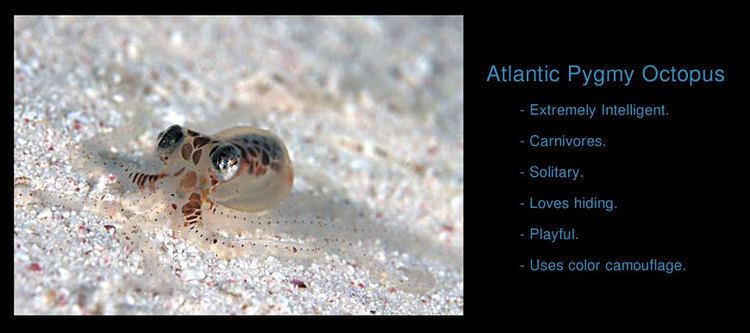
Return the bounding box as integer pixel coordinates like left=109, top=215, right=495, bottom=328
left=158, top=125, right=184, bottom=150
left=211, top=144, right=241, bottom=182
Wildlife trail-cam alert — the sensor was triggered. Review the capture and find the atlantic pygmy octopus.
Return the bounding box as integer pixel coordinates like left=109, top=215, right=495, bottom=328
left=15, top=124, right=439, bottom=293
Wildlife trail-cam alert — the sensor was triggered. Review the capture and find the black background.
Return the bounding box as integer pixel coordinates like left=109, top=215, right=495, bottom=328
left=4, top=7, right=748, bottom=323
left=467, top=8, right=746, bottom=316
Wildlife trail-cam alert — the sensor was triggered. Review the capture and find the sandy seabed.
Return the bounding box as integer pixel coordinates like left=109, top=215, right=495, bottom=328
left=13, top=16, right=463, bottom=315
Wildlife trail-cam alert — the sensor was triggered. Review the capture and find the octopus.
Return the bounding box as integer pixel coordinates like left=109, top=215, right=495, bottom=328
left=14, top=124, right=449, bottom=293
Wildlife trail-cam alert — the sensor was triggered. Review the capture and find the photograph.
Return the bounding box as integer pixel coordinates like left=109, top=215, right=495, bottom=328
left=13, top=16, right=464, bottom=315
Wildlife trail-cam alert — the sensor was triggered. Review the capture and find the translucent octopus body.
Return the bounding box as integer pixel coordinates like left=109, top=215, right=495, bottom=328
left=15, top=125, right=445, bottom=293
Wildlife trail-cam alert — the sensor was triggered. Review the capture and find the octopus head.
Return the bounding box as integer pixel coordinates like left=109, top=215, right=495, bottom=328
left=153, top=124, right=294, bottom=212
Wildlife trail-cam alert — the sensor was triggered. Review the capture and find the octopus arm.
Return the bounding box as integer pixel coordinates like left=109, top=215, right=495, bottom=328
left=201, top=200, right=436, bottom=292
left=178, top=220, right=323, bottom=261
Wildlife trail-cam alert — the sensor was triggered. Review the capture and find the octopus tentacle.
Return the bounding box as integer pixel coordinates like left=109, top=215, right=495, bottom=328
left=197, top=198, right=435, bottom=292
left=14, top=180, right=124, bottom=219
left=178, top=219, right=323, bottom=261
